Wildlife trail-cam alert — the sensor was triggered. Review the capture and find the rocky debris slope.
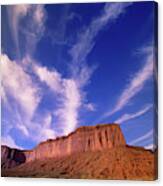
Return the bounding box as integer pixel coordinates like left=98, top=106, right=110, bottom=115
left=2, top=146, right=157, bottom=180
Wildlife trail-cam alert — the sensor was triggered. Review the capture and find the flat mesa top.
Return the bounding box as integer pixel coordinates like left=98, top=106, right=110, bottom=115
left=77, top=123, right=120, bottom=130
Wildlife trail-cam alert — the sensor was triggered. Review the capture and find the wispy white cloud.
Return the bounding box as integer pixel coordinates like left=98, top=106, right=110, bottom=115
left=35, top=113, right=56, bottom=141
left=33, top=63, right=81, bottom=136
left=69, top=3, right=132, bottom=84
left=106, top=48, right=153, bottom=117
left=114, top=104, right=152, bottom=124
left=129, top=129, right=153, bottom=146
left=1, top=86, right=9, bottom=107
left=1, top=53, right=57, bottom=145
left=67, top=12, right=82, bottom=22
left=6, top=5, right=46, bottom=57
left=46, top=5, right=71, bottom=47
left=33, top=64, right=62, bottom=93
left=94, top=45, right=154, bottom=124
left=33, top=63, right=96, bottom=136
left=6, top=5, right=31, bottom=56
left=16, top=124, right=29, bottom=137
left=1, top=54, right=41, bottom=119
left=1, top=135, right=23, bottom=149
left=25, top=5, right=46, bottom=54
left=54, top=79, right=81, bottom=135
left=69, top=3, right=131, bottom=66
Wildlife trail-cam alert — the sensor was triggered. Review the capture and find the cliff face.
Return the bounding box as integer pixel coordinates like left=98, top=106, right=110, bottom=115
left=24, top=124, right=126, bottom=162
left=1, top=124, right=125, bottom=167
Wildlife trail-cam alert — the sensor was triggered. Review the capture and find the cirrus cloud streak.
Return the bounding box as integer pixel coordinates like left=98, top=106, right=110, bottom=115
left=114, top=104, right=152, bottom=124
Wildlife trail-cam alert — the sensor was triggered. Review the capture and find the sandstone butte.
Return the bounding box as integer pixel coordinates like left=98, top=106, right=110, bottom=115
left=1, top=123, right=158, bottom=180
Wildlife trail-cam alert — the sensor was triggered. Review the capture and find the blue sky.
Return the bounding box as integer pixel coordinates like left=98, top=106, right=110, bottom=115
left=1, top=2, right=157, bottom=150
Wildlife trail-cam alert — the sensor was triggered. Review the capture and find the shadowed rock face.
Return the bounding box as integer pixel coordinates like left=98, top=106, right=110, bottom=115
left=2, top=124, right=125, bottom=167
left=1, top=146, right=26, bottom=169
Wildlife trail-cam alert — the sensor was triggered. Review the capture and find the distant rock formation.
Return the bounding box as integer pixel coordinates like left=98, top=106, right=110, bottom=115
left=2, top=124, right=125, bottom=168
left=25, top=124, right=126, bottom=162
